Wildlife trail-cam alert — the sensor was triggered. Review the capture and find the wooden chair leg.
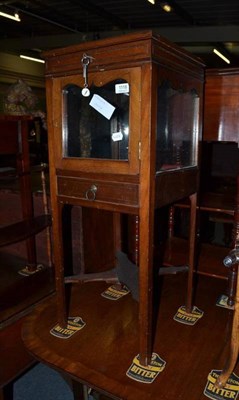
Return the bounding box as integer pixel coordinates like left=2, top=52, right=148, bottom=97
left=185, top=192, right=197, bottom=313
left=25, top=236, right=38, bottom=272
left=216, top=265, right=239, bottom=388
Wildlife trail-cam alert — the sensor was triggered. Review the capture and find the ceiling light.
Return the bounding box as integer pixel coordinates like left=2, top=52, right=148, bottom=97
left=160, top=2, right=173, bottom=12
left=20, top=55, right=45, bottom=64
left=147, top=0, right=155, bottom=4
left=213, top=49, right=230, bottom=64
left=0, top=11, right=20, bottom=21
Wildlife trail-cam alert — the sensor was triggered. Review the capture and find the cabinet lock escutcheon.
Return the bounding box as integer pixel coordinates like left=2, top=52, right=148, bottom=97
left=85, top=184, right=98, bottom=201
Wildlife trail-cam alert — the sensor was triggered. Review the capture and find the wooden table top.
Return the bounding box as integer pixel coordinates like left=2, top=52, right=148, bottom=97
left=22, top=275, right=235, bottom=399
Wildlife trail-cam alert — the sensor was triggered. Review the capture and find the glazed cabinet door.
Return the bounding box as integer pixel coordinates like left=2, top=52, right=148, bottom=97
left=50, top=67, right=141, bottom=176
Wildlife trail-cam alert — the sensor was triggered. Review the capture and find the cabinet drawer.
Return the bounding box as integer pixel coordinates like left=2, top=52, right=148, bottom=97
left=57, top=176, right=139, bottom=207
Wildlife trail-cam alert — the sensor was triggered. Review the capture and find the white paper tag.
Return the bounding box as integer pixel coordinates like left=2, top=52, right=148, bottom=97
left=112, top=132, right=123, bottom=142
left=115, top=83, right=129, bottom=94
left=89, top=94, right=115, bottom=120
left=81, top=87, right=90, bottom=97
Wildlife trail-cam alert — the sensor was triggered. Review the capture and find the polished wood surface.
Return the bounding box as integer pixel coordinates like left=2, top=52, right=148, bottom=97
left=43, top=30, right=204, bottom=78
left=0, top=215, right=51, bottom=248
left=22, top=274, right=234, bottom=400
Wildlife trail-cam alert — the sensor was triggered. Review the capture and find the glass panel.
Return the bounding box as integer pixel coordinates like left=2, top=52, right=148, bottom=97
left=156, top=81, right=199, bottom=173
left=62, top=79, right=130, bottom=160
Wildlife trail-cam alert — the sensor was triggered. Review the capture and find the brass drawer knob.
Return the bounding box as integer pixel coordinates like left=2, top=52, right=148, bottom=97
left=85, top=184, right=97, bottom=201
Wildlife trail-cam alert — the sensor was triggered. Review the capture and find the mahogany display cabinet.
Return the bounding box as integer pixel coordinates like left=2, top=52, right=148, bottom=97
left=43, top=31, right=204, bottom=365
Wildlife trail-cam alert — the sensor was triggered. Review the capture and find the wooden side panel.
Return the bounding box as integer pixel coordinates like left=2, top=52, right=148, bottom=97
left=204, top=69, right=239, bottom=142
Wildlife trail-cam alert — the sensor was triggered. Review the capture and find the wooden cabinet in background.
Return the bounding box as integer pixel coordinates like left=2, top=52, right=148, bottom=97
left=204, top=68, right=239, bottom=141
left=0, top=115, right=51, bottom=273
left=203, top=68, right=239, bottom=303
left=164, top=69, right=239, bottom=291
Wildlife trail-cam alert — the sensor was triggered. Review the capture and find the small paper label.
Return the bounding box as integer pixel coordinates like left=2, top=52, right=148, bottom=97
left=101, top=284, right=130, bottom=300
left=216, top=294, right=234, bottom=310
left=115, top=83, right=129, bottom=94
left=89, top=94, right=115, bottom=120
left=126, top=353, right=166, bottom=384
left=173, top=305, right=204, bottom=326
left=112, top=132, right=123, bottom=142
left=50, top=317, right=86, bottom=339
left=204, top=370, right=239, bottom=400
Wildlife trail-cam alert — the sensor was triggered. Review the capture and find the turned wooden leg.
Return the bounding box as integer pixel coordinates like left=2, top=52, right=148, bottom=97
left=127, top=214, right=140, bottom=266
left=168, top=205, right=175, bottom=239
left=227, top=264, right=238, bottom=307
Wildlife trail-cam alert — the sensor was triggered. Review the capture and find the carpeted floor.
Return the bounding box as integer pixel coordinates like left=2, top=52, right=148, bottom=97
left=14, top=363, right=74, bottom=400
left=13, top=363, right=100, bottom=400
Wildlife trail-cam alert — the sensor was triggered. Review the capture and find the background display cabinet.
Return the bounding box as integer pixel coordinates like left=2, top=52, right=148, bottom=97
left=44, top=31, right=204, bottom=365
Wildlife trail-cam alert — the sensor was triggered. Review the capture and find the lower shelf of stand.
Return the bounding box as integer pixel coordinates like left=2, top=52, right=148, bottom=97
left=0, top=214, right=51, bottom=248
left=162, top=237, right=229, bottom=280
left=174, top=192, right=235, bottom=215
left=0, top=251, right=55, bottom=325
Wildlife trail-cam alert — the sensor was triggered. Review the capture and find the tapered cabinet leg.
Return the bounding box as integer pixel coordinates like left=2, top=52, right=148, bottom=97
left=54, top=202, right=68, bottom=328
left=138, top=208, right=154, bottom=366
